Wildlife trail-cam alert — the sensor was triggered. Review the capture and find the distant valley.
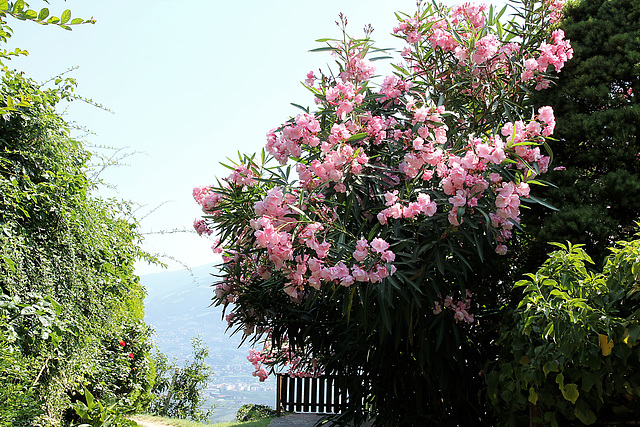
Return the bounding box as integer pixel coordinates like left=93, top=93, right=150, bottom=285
left=141, top=264, right=276, bottom=422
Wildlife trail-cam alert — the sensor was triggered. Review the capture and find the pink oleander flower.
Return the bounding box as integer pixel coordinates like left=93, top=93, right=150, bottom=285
left=211, top=238, right=223, bottom=254
left=353, top=239, right=369, bottom=262
left=470, top=34, right=499, bottom=64
left=352, top=264, right=369, bottom=282
left=380, top=250, right=396, bottom=263
left=384, top=190, right=399, bottom=206
left=253, top=367, right=269, bottom=382
left=433, top=301, right=442, bottom=315
left=194, top=219, right=213, bottom=236
left=305, top=71, right=317, bottom=87
left=192, top=186, right=207, bottom=204
left=370, top=238, right=390, bottom=253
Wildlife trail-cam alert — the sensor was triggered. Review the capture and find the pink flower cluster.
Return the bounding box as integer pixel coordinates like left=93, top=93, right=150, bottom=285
left=338, top=43, right=376, bottom=83
left=433, top=290, right=474, bottom=323
left=247, top=348, right=269, bottom=382
left=283, top=236, right=396, bottom=301
left=266, top=113, right=321, bottom=164
left=193, top=218, right=212, bottom=236
left=395, top=1, right=572, bottom=93
left=521, top=29, right=574, bottom=88
left=227, top=164, right=258, bottom=187
left=378, top=75, right=413, bottom=104
left=377, top=192, right=437, bottom=224
left=247, top=336, right=323, bottom=382
left=193, top=186, right=224, bottom=213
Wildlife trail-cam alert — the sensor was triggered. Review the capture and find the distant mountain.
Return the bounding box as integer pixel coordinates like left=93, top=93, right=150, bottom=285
left=140, top=264, right=276, bottom=421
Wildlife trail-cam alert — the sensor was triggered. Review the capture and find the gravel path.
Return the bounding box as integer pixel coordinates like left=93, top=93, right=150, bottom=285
left=268, top=414, right=373, bottom=426
left=268, top=413, right=324, bottom=426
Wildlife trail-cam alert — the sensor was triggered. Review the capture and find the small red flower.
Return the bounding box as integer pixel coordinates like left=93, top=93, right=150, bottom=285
left=128, top=352, right=134, bottom=359
left=119, top=340, right=126, bottom=347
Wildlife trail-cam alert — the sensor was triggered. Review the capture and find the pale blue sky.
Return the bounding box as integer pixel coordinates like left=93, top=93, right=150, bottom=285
left=6, top=0, right=463, bottom=274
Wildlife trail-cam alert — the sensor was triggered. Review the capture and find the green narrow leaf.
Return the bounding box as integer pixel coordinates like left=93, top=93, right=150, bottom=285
left=290, top=102, right=309, bottom=113
left=38, top=7, right=49, bottom=20
left=346, top=133, right=368, bottom=143
left=60, top=9, right=71, bottom=24
left=309, top=46, right=339, bottom=53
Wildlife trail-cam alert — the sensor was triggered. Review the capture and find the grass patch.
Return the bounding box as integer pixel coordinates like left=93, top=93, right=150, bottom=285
left=130, top=414, right=274, bottom=427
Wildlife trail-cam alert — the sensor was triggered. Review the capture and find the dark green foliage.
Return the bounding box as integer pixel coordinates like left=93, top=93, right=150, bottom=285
left=0, top=11, right=158, bottom=422
left=87, top=321, right=156, bottom=412
left=71, top=385, right=138, bottom=427
left=236, top=404, right=277, bottom=422
left=525, top=0, right=640, bottom=267
left=0, top=328, right=41, bottom=426
left=0, top=70, right=156, bottom=425
left=488, top=238, right=640, bottom=426
left=148, top=336, right=213, bottom=422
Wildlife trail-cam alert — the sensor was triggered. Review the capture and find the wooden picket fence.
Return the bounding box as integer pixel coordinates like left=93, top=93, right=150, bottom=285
left=276, top=374, right=348, bottom=415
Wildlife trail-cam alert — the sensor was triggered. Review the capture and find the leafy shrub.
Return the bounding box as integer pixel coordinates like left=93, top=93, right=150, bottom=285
left=236, top=404, right=277, bottom=422
left=86, top=321, right=156, bottom=412
left=487, top=239, right=640, bottom=426
left=0, top=328, right=42, bottom=427
left=193, top=0, right=572, bottom=424
left=0, top=6, right=158, bottom=425
left=148, top=336, right=213, bottom=422
left=71, top=385, right=138, bottom=427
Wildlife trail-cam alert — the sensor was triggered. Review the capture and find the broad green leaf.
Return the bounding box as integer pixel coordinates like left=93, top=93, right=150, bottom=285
left=12, top=0, right=25, bottom=13
left=528, top=387, right=538, bottom=405
left=581, top=372, right=597, bottom=392
left=574, top=407, right=597, bottom=425
left=70, top=17, right=83, bottom=25
left=38, top=7, right=49, bottom=20
left=1, top=255, right=16, bottom=273
left=543, top=360, right=559, bottom=377
left=60, top=9, right=71, bottom=24
left=0, top=0, right=8, bottom=11
left=47, top=16, right=60, bottom=24
left=544, top=411, right=559, bottom=427
left=83, top=385, right=95, bottom=409
left=561, top=383, right=579, bottom=404
left=24, top=9, right=37, bottom=19
left=555, top=372, right=564, bottom=387
left=624, top=324, right=640, bottom=346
